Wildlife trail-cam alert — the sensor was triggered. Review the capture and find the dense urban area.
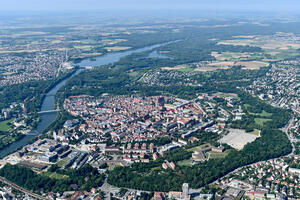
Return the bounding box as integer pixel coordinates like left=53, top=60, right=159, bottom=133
left=0, top=11, right=299, bottom=200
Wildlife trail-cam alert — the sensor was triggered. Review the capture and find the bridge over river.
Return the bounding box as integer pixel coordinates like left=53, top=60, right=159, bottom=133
left=37, top=109, right=60, bottom=114
left=0, top=41, right=172, bottom=159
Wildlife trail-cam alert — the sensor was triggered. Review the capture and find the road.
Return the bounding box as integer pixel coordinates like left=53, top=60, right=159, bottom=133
left=0, top=176, right=49, bottom=200
left=100, top=179, right=120, bottom=200
left=281, top=118, right=295, bottom=155
left=100, top=178, right=154, bottom=200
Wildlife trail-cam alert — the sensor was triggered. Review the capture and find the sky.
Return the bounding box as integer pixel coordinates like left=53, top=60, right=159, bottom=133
left=0, top=0, right=300, bottom=12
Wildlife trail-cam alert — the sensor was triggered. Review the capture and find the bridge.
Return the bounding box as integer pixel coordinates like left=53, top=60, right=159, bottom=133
left=38, top=109, right=60, bottom=114
left=0, top=176, right=49, bottom=200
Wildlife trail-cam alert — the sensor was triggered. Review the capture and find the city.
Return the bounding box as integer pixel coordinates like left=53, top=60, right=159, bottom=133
left=0, top=1, right=299, bottom=200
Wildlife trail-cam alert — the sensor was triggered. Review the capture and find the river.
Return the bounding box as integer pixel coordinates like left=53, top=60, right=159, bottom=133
left=0, top=42, right=170, bottom=159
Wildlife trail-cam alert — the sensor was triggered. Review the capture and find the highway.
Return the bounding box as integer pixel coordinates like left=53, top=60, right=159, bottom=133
left=0, top=176, right=49, bottom=200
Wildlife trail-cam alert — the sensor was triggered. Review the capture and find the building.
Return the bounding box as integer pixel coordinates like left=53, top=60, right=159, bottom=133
left=170, top=162, right=176, bottom=170
left=153, top=153, right=158, bottom=160
left=37, top=153, right=58, bottom=163
left=289, top=168, right=300, bottom=176
left=162, top=163, right=169, bottom=169
left=182, top=183, right=189, bottom=198
left=212, top=146, right=225, bottom=153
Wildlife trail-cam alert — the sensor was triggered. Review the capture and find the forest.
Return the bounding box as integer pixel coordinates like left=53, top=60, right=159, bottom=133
left=0, top=164, right=105, bottom=193
left=0, top=68, right=76, bottom=113
left=107, top=129, right=291, bottom=191
left=0, top=21, right=296, bottom=193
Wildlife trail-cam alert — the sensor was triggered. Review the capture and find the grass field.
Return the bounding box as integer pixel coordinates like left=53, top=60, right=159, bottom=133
left=249, top=110, right=272, bottom=117
left=186, top=143, right=211, bottom=152
left=248, top=129, right=261, bottom=136
left=175, top=66, right=194, bottom=73
left=194, top=65, right=229, bottom=72
left=244, top=104, right=251, bottom=109
left=56, top=160, right=67, bottom=167
left=41, top=171, right=69, bottom=180
left=254, top=118, right=272, bottom=126
left=177, top=158, right=195, bottom=167
left=217, top=34, right=300, bottom=62
left=128, top=71, right=144, bottom=81
left=207, top=149, right=231, bottom=159
left=244, top=104, right=272, bottom=117
left=256, top=110, right=272, bottom=117
left=162, top=64, right=194, bottom=72
left=0, top=119, right=14, bottom=132
left=151, top=166, right=162, bottom=172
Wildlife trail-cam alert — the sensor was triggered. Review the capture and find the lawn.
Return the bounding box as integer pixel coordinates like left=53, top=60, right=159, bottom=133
left=0, top=119, right=14, bottom=132
left=207, top=150, right=231, bottom=159
left=259, top=110, right=272, bottom=117
left=41, top=171, right=69, bottom=180
left=186, top=143, right=211, bottom=152
left=244, top=104, right=251, bottom=109
left=56, top=160, right=67, bottom=167
left=128, top=71, right=139, bottom=77
left=248, top=129, right=261, bottom=136
left=128, top=71, right=143, bottom=81
left=250, top=110, right=272, bottom=117
left=254, top=118, right=272, bottom=126
left=150, top=166, right=162, bottom=172
left=177, top=158, right=195, bottom=167
left=244, top=104, right=272, bottom=117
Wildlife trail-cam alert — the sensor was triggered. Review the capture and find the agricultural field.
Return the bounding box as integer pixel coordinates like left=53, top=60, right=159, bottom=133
left=211, top=51, right=263, bottom=62
left=102, top=39, right=127, bottom=45
left=162, top=59, right=268, bottom=72
left=162, top=64, right=192, bottom=71
left=195, top=65, right=230, bottom=72
left=217, top=32, right=300, bottom=61
left=162, top=64, right=230, bottom=72
left=207, top=57, right=269, bottom=70
left=105, top=46, right=131, bottom=51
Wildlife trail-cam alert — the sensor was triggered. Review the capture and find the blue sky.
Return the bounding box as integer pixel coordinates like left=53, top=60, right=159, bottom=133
left=0, top=0, right=300, bottom=12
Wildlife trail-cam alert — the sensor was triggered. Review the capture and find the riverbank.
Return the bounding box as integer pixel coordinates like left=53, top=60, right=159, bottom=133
left=0, top=42, right=172, bottom=159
